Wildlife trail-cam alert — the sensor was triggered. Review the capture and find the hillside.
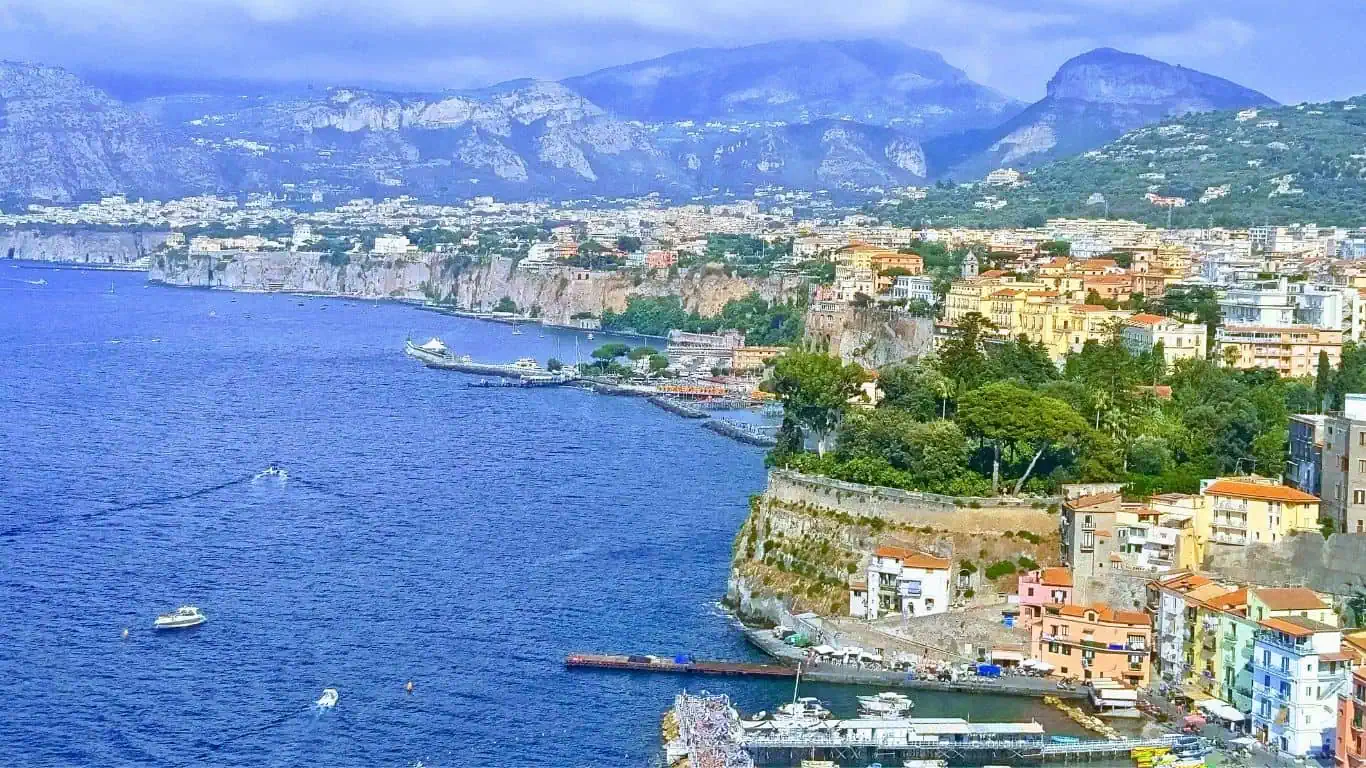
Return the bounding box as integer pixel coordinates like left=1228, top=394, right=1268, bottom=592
left=925, top=48, right=1276, bottom=180
left=563, top=39, right=1021, bottom=137
left=884, top=95, right=1366, bottom=228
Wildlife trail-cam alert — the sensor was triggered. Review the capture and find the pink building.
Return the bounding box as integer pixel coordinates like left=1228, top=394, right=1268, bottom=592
left=1018, top=567, right=1074, bottom=628
left=645, top=250, right=677, bottom=269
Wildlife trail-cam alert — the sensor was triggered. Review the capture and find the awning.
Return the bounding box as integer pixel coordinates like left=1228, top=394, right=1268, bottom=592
left=812, top=644, right=836, bottom=655
left=992, top=650, right=1026, bottom=662
left=1197, top=699, right=1246, bottom=722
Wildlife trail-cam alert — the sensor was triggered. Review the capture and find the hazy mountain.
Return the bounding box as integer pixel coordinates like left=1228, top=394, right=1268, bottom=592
left=925, top=48, right=1277, bottom=181
left=562, top=39, right=1022, bottom=137
left=0, top=62, right=219, bottom=202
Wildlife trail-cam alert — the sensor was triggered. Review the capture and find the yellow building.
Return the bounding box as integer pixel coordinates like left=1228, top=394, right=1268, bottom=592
left=1215, top=326, right=1343, bottom=378
left=1198, top=477, right=1320, bottom=547
left=943, top=272, right=1046, bottom=325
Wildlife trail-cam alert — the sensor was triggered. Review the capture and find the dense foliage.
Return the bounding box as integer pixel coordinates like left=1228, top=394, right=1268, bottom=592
left=769, top=312, right=1351, bottom=500
left=600, top=292, right=807, bottom=343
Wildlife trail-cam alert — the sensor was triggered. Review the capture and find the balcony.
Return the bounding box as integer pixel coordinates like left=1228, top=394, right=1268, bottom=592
left=1081, top=519, right=1096, bottom=531
left=1211, top=516, right=1248, bottom=530
left=1213, top=499, right=1250, bottom=514
left=1210, top=532, right=1249, bottom=545
left=1259, top=633, right=1312, bottom=656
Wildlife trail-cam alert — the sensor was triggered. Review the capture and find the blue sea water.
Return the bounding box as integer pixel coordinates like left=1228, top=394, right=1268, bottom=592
left=1, top=264, right=1077, bottom=767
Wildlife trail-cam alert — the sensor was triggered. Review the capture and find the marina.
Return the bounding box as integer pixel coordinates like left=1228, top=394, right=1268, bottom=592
left=665, top=692, right=1204, bottom=768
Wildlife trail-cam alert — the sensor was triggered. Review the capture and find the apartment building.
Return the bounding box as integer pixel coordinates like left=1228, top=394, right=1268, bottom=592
left=888, top=275, right=937, bottom=304
left=1122, top=314, right=1208, bottom=365
left=1031, top=603, right=1152, bottom=686
left=1251, top=617, right=1352, bottom=757
left=1198, top=478, right=1321, bottom=547
left=1215, top=326, right=1343, bottom=379
left=1017, top=567, right=1074, bottom=628
left=1321, top=394, right=1366, bottom=534
left=1288, top=414, right=1327, bottom=497
left=851, top=546, right=951, bottom=620
left=1336, top=667, right=1366, bottom=768
left=1060, top=492, right=1122, bottom=582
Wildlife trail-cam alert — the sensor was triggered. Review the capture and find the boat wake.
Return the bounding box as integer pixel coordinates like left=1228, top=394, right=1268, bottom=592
left=252, top=465, right=289, bottom=483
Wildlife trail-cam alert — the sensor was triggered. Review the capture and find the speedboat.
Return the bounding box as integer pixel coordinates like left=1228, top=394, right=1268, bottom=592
left=586, top=332, right=595, bottom=340
left=256, top=465, right=288, bottom=482
left=316, top=688, right=339, bottom=709
left=154, top=605, right=206, bottom=629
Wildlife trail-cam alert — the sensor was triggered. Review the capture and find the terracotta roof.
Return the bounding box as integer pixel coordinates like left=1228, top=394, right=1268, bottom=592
left=1260, top=616, right=1336, bottom=636
left=1086, top=275, right=1131, bottom=285
left=1127, top=313, right=1168, bottom=326
left=1067, top=491, right=1121, bottom=510
left=1026, top=290, right=1060, bottom=297
left=1039, top=567, right=1073, bottom=587
left=1320, top=650, right=1355, bottom=662
left=1254, top=587, right=1329, bottom=612
left=980, top=269, right=1007, bottom=278
left=1056, top=603, right=1149, bottom=626
left=872, top=546, right=950, bottom=570
left=1203, top=588, right=1248, bottom=610
left=991, top=289, right=1020, bottom=297
left=1074, top=304, right=1110, bottom=312
left=1204, top=479, right=1319, bottom=504
left=849, top=580, right=868, bottom=591
left=1155, top=572, right=1213, bottom=592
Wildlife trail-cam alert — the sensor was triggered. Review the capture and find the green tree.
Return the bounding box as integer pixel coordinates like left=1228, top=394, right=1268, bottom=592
left=648, top=353, right=670, bottom=372
left=771, top=350, right=867, bottom=456
left=615, top=235, right=642, bottom=253
left=493, top=296, right=518, bottom=314
left=547, top=358, right=564, bottom=372
left=1315, top=350, right=1332, bottom=411
left=938, top=312, right=994, bottom=395
left=591, top=342, right=631, bottom=360
left=957, top=382, right=1088, bottom=494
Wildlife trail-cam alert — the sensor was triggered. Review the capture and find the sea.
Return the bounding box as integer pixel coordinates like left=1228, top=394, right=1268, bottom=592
left=1, top=263, right=1090, bottom=767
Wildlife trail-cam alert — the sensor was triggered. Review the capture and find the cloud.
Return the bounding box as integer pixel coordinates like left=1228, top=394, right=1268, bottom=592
left=0, top=0, right=1357, bottom=103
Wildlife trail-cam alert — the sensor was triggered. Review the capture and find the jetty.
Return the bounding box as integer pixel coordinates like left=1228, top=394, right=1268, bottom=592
left=566, top=653, right=794, bottom=678
left=704, top=418, right=779, bottom=447
left=648, top=395, right=710, bottom=419
left=663, top=692, right=1202, bottom=768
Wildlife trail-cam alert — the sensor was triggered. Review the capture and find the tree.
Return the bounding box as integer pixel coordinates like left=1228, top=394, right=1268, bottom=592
left=648, top=354, right=670, bottom=372
left=591, top=342, right=631, bottom=360
left=615, top=235, right=642, bottom=253
left=547, top=358, right=564, bottom=372
left=957, top=382, right=1088, bottom=494
left=771, top=350, right=866, bottom=456
left=937, top=312, right=994, bottom=395
left=627, top=346, right=654, bottom=360
left=1316, top=350, right=1333, bottom=412
left=493, top=295, right=518, bottom=314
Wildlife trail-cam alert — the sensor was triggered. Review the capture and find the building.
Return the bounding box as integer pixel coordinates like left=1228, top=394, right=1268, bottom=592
left=1321, top=394, right=1366, bottom=534
left=1122, top=314, right=1208, bottom=365
left=372, top=234, right=415, bottom=255
left=1198, top=478, right=1320, bottom=547
left=1059, top=492, right=1122, bottom=582
left=984, top=168, right=1023, bottom=186
left=665, top=330, right=744, bottom=370
left=1017, top=567, right=1074, bottom=628
left=1150, top=572, right=1222, bottom=686
left=853, top=546, right=951, bottom=620
left=1251, top=617, right=1351, bottom=757
left=1336, top=667, right=1366, bottom=768
left=888, top=275, right=937, bottom=304
left=1220, top=278, right=1297, bottom=327
left=1288, top=414, right=1327, bottom=497
left=645, top=250, right=677, bottom=269
left=731, top=346, right=786, bottom=374
left=1031, top=603, right=1152, bottom=687
left=1215, top=326, right=1342, bottom=379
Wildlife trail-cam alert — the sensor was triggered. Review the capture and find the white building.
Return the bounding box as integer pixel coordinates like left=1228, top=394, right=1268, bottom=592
left=291, top=224, right=315, bottom=249
left=1251, top=616, right=1351, bottom=757
left=889, top=275, right=937, bottom=305
left=1220, top=278, right=1297, bottom=327
left=984, top=168, right=1022, bottom=186
left=1122, top=314, right=1208, bottom=364
left=373, top=234, right=415, bottom=255
left=852, top=546, right=951, bottom=620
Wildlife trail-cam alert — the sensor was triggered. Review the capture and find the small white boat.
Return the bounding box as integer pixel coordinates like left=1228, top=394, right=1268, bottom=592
left=511, top=327, right=523, bottom=336
left=858, top=691, right=915, bottom=716
left=26, top=278, right=47, bottom=286
left=775, top=697, right=830, bottom=720
left=153, top=605, right=206, bottom=629
left=316, top=688, right=339, bottom=709
left=404, top=337, right=450, bottom=364
left=586, top=332, right=595, bottom=340
left=255, top=465, right=288, bottom=482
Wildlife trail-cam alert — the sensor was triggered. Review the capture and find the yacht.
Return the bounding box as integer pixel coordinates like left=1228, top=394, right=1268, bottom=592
left=510, top=357, right=543, bottom=373
left=153, top=605, right=206, bottom=629
left=316, top=688, right=339, bottom=709
left=404, top=337, right=452, bottom=364
left=857, top=691, right=915, bottom=717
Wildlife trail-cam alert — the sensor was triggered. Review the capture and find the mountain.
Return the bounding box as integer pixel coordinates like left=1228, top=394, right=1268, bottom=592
left=925, top=48, right=1277, bottom=180
left=0, top=62, right=219, bottom=202
left=883, top=95, right=1366, bottom=228
left=562, top=39, right=1022, bottom=137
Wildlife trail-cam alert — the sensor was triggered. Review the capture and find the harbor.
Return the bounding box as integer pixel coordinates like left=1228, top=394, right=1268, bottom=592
left=663, top=692, right=1207, bottom=768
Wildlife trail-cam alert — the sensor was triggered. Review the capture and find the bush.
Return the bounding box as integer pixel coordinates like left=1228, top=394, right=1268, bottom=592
left=963, top=589, right=975, bottom=599
left=1017, top=556, right=1039, bottom=570
left=984, top=560, right=1018, bottom=580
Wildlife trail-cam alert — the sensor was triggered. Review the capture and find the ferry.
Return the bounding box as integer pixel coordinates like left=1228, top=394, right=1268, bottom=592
left=405, top=337, right=452, bottom=364
left=153, top=605, right=206, bottom=629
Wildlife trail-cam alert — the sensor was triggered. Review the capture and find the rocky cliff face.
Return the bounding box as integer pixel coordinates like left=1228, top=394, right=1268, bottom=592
left=926, top=47, right=1276, bottom=179
left=804, top=306, right=935, bottom=367
left=149, top=251, right=804, bottom=322
left=1, top=229, right=171, bottom=264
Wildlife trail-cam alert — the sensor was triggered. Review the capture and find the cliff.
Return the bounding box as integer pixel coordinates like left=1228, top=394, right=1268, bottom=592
left=2, top=229, right=171, bottom=265
left=727, top=470, right=1061, bottom=620
left=804, top=306, right=935, bottom=367
left=149, top=250, right=806, bottom=322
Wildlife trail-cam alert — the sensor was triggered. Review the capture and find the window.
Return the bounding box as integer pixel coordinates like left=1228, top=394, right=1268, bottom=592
left=1358, top=459, right=1365, bottom=473
left=1355, top=490, right=1366, bottom=505
left=1280, top=682, right=1291, bottom=698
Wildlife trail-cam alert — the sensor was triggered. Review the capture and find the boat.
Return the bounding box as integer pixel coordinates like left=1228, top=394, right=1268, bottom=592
left=316, top=688, right=339, bottom=709
left=255, top=465, right=288, bottom=482
left=404, top=337, right=452, bottom=364
left=510, top=357, right=543, bottom=373
left=153, top=605, right=206, bottom=629
left=858, top=691, right=915, bottom=717
left=26, top=278, right=47, bottom=286
left=586, top=332, right=595, bottom=340
left=511, top=327, right=523, bottom=336
left=774, top=697, right=830, bottom=720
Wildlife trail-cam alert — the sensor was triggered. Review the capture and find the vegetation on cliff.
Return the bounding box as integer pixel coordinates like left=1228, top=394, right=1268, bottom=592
left=600, top=291, right=807, bottom=343
left=769, top=314, right=1351, bottom=497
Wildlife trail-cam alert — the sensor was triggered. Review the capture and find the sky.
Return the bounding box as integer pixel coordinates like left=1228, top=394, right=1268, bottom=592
left=1, top=0, right=1363, bottom=104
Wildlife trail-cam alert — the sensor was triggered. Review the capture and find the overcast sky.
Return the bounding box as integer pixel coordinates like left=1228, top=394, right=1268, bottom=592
left=2, top=0, right=1362, bottom=103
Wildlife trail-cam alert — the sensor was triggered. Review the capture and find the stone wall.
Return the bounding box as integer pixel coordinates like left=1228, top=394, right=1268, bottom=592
left=1204, top=533, right=1366, bottom=597
left=765, top=469, right=1060, bottom=534
left=2, top=229, right=171, bottom=265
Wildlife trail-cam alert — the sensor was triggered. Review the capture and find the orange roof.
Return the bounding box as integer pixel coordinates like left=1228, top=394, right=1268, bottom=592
left=980, top=269, right=1007, bottom=278
left=1127, top=313, right=1168, bottom=326
left=1074, top=304, right=1110, bottom=312
left=1155, top=572, right=1213, bottom=592
left=850, top=580, right=868, bottom=591
left=1255, top=587, right=1328, bottom=612
left=1026, top=290, right=1060, bottom=298
left=1039, top=567, right=1073, bottom=587
left=1204, top=588, right=1249, bottom=610
left=991, top=289, right=1020, bottom=297
left=1086, top=275, right=1131, bottom=285
left=1204, top=480, right=1319, bottom=504
left=873, top=546, right=950, bottom=570
left=1067, top=491, right=1120, bottom=510
left=1056, top=603, right=1149, bottom=626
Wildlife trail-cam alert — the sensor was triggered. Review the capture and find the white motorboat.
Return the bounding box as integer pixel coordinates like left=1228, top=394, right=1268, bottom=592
left=510, top=357, right=543, bottom=373
left=316, top=688, right=339, bottom=709
left=511, top=327, right=523, bottom=336
left=586, top=332, right=594, bottom=340
left=255, top=465, right=288, bottom=482
left=153, top=605, right=206, bottom=629
left=774, top=697, right=830, bottom=720
left=858, top=691, right=915, bottom=716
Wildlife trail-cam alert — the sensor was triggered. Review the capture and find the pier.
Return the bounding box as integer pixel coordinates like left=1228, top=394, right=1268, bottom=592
left=566, top=653, right=796, bottom=679
left=703, top=418, right=779, bottom=447
left=648, top=395, right=710, bottom=419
